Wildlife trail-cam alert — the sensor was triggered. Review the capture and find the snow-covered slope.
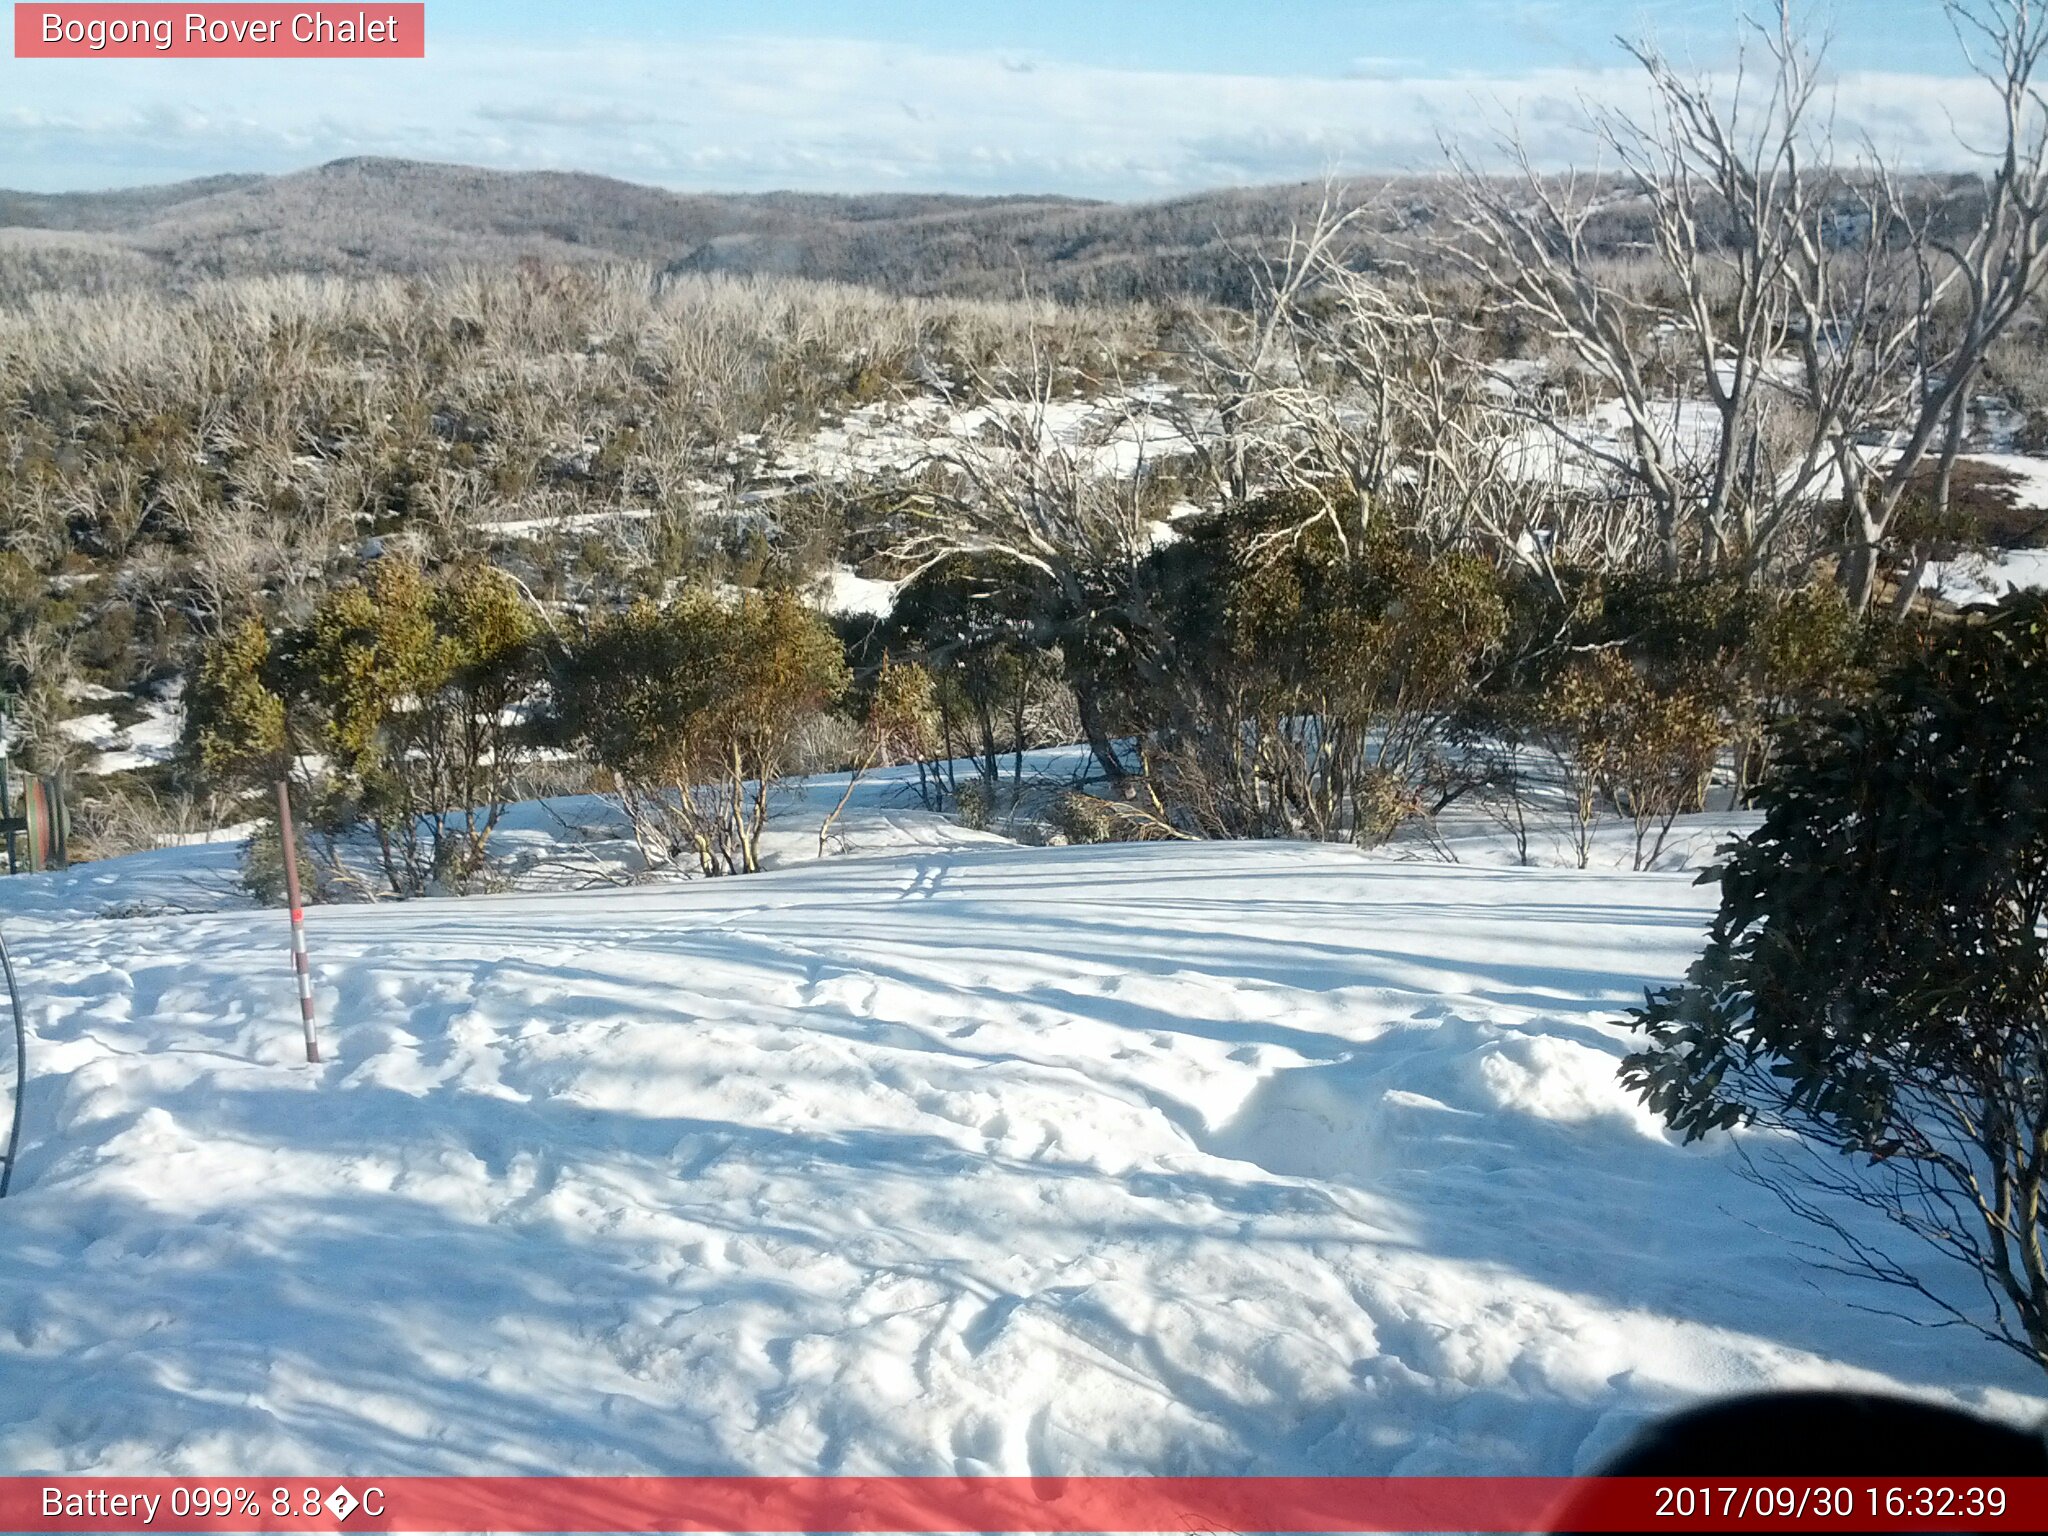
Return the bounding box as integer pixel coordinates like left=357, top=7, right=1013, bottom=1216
left=0, top=832, right=2038, bottom=1476
left=1920, top=545, right=2048, bottom=606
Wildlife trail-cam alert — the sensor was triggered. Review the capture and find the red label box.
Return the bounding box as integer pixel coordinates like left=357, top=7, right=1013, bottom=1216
left=13, top=4, right=425, bottom=58
left=2, top=1476, right=2045, bottom=1533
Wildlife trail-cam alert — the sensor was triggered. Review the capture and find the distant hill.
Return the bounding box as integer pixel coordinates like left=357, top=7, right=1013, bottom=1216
left=0, top=157, right=1419, bottom=304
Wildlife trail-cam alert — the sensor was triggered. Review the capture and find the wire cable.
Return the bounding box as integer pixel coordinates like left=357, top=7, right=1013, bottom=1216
left=0, top=924, right=24, bottom=1198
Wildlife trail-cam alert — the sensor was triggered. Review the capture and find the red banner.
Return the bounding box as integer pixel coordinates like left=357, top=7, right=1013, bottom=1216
left=0, top=1476, right=2042, bottom=1533
left=13, top=5, right=425, bottom=58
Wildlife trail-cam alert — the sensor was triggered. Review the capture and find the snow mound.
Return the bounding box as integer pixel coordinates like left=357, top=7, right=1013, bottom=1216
left=813, top=565, right=903, bottom=619
left=56, top=683, right=182, bottom=776
left=0, top=837, right=2037, bottom=1476
left=1920, top=546, right=2048, bottom=605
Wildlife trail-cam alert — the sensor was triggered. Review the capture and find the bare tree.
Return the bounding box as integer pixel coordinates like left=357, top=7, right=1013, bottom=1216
left=1157, top=186, right=1375, bottom=510
left=894, top=350, right=1167, bottom=778
left=1794, top=2, right=2048, bottom=610
left=1450, top=0, right=2048, bottom=608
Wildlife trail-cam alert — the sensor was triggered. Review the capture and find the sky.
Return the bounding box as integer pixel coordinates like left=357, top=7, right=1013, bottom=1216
left=0, top=2, right=2010, bottom=199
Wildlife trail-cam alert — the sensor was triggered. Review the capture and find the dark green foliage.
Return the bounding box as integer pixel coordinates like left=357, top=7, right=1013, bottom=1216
left=296, top=558, right=542, bottom=894
left=553, top=589, right=850, bottom=875
left=1539, top=649, right=1726, bottom=870
left=883, top=555, right=1052, bottom=794
left=238, top=816, right=317, bottom=907
left=184, top=561, right=542, bottom=896
left=183, top=616, right=289, bottom=789
left=1624, top=592, right=2048, bottom=1366
left=1132, top=496, right=1510, bottom=842
left=1493, top=570, right=1877, bottom=805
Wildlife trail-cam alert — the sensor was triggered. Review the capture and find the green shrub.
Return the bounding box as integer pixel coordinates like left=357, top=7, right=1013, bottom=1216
left=954, top=775, right=993, bottom=832
left=555, top=588, right=849, bottom=875
left=238, top=818, right=316, bottom=907
left=1625, top=593, right=2048, bottom=1370
left=185, top=616, right=289, bottom=790
left=1137, top=501, right=1510, bottom=843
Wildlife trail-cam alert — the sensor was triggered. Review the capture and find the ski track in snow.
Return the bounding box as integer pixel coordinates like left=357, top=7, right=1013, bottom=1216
left=0, top=834, right=2040, bottom=1475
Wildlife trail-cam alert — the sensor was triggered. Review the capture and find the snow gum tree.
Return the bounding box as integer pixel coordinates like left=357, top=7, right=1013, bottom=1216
left=554, top=589, right=849, bottom=876
left=1453, top=0, right=2048, bottom=610
left=184, top=559, right=542, bottom=896
left=1625, top=592, right=2048, bottom=1371
left=1138, top=497, right=1510, bottom=843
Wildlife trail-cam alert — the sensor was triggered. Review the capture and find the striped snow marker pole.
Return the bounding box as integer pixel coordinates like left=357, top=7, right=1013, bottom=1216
left=275, top=780, right=321, bottom=1064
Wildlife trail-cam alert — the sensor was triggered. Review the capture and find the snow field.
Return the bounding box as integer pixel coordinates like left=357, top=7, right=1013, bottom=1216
left=0, top=825, right=2041, bottom=1477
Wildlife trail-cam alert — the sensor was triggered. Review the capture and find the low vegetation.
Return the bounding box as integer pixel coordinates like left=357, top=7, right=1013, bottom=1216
left=553, top=590, right=848, bottom=877
left=3, top=0, right=2048, bottom=1381
left=1628, top=592, right=2048, bottom=1373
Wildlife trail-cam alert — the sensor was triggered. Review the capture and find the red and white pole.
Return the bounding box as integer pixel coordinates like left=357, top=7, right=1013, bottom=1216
left=275, top=779, right=321, bottom=1064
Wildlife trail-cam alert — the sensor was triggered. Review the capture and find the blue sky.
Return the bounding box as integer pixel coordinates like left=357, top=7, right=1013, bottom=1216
left=495, top=1, right=1954, bottom=76
left=0, top=2, right=1998, bottom=197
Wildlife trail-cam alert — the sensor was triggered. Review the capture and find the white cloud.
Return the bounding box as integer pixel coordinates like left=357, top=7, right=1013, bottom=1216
left=0, top=36, right=2013, bottom=198
left=1344, top=56, right=1422, bottom=80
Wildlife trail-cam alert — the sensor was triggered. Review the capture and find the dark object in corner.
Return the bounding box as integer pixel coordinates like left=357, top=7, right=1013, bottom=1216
left=1551, top=1391, right=2046, bottom=1535
left=1593, top=1391, right=2048, bottom=1476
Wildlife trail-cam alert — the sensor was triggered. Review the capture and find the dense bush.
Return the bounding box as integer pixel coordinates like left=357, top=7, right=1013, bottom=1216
left=553, top=589, right=849, bottom=875
left=184, top=616, right=289, bottom=789
left=238, top=816, right=318, bottom=907
left=1624, top=593, right=2048, bottom=1370
left=1545, top=651, right=1725, bottom=870
left=1133, top=499, right=1510, bottom=843
left=881, top=555, right=1051, bottom=797
left=297, top=559, right=540, bottom=893
left=1579, top=576, right=1868, bottom=801
left=185, top=558, right=540, bottom=895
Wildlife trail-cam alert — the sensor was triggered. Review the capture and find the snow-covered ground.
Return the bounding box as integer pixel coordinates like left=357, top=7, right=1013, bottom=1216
left=1949, top=451, right=2048, bottom=511
left=0, top=801, right=2038, bottom=1477
left=55, top=681, right=182, bottom=777
left=481, top=506, right=658, bottom=538
left=779, top=390, right=1196, bottom=486
left=1919, top=545, right=2048, bottom=605
left=814, top=565, right=903, bottom=620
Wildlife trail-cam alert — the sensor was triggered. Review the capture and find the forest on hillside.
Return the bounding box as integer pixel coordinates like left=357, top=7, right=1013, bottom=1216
left=1, top=4, right=2047, bottom=893
left=5, top=0, right=2048, bottom=1428
left=0, top=158, right=1417, bottom=306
